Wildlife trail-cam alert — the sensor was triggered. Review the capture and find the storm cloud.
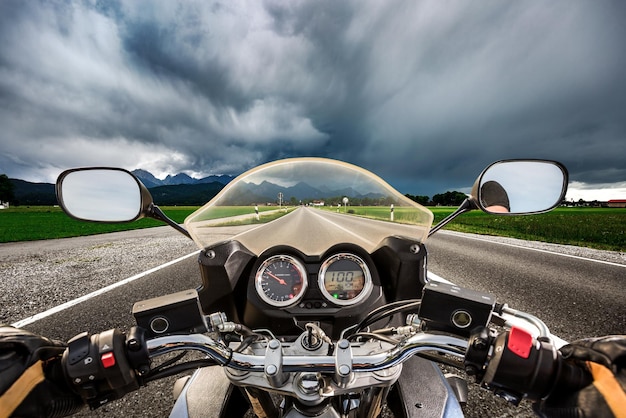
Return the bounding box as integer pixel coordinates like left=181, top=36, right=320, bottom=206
left=1, top=0, right=625, bottom=199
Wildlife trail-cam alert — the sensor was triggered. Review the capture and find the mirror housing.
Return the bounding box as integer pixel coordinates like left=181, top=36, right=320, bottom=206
left=56, top=168, right=153, bottom=222
left=429, top=159, right=568, bottom=237
left=471, top=160, right=568, bottom=215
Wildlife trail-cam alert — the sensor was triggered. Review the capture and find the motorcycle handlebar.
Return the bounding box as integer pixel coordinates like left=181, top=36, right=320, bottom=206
left=61, top=324, right=591, bottom=410
left=145, top=332, right=468, bottom=373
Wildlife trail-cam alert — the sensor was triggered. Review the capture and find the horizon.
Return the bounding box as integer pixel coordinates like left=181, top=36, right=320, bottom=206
left=6, top=168, right=624, bottom=203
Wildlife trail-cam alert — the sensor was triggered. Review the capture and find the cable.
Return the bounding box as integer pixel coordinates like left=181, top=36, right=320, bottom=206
left=143, top=359, right=218, bottom=383
left=351, top=300, right=421, bottom=335
left=347, top=332, right=399, bottom=345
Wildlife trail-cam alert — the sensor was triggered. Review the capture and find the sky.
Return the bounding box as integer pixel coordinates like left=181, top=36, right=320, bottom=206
left=1, top=1, right=625, bottom=202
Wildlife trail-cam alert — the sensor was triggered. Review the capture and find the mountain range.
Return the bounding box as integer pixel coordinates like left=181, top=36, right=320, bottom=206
left=6, top=169, right=385, bottom=206
left=131, top=169, right=234, bottom=188
left=7, top=169, right=233, bottom=206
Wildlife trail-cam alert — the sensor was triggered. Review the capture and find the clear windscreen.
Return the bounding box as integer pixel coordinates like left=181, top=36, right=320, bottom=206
left=184, top=158, right=434, bottom=255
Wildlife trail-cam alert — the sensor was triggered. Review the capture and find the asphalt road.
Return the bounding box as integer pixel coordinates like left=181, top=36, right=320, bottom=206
left=426, top=231, right=626, bottom=342
left=2, top=212, right=624, bottom=417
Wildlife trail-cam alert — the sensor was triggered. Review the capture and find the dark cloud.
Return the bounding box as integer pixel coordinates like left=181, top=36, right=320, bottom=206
left=0, top=0, right=625, bottom=199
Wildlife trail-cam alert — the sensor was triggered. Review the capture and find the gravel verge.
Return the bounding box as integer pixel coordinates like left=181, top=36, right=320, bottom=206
left=441, top=230, right=626, bottom=265
left=0, top=227, right=198, bottom=324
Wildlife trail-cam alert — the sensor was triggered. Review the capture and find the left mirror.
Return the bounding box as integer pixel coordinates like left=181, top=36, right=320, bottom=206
left=56, top=168, right=149, bottom=222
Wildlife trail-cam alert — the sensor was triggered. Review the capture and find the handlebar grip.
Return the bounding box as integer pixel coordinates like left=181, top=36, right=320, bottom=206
left=551, top=356, right=592, bottom=395
left=466, top=326, right=592, bottom=405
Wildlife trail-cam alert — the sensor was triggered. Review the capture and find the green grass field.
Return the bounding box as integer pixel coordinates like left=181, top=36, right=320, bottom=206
left=0, top=206, right=197, bottom=242
left=1, top=206, right=624, bottom=251
left=430, top=207, right=626, bottom=251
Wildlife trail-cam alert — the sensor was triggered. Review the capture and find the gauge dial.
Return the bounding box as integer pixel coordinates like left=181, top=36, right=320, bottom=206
left=255, top=255, right=308, bottom=307
left=318, top=253, right=372, bottom=306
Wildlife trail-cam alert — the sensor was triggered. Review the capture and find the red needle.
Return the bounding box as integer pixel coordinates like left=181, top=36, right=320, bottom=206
left=266, top=271, right=287, bottom=285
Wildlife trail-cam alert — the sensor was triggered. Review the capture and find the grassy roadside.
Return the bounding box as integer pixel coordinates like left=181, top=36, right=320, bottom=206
left=1, top=206, right=624, bottom=252
left=430, top=207, right=626, bottom=252
left=0, top=206, right=198, bottom=242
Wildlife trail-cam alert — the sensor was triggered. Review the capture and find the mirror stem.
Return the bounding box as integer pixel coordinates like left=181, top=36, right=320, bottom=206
left=147, top=204, right=192, bottom=239
left=428, top=198, right=477, bottom=237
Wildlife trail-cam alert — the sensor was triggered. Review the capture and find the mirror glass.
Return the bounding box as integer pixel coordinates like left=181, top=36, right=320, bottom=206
left=58, top=169, right=143, bottom=222
left=478, top=161, right=566, bottom=214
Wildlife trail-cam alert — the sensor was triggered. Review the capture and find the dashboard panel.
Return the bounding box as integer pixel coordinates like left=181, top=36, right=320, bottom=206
left=197, top=237, right=427, bottom=340
left=252, top=248, right=375, bottom=310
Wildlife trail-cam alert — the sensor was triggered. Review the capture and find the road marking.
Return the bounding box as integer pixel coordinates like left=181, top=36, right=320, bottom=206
left=308, top=209, right=377, bottom=247
left=10, top=251, right=200, bottom=328
left=439, top=231, right=626, bottom=269
left=426, top=271, right=454, bottom=284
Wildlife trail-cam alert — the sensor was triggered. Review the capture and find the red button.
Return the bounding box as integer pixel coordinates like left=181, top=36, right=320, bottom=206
left=507, top=326, right=534, bottom=359
left=101, top=352, right=116, bottom=368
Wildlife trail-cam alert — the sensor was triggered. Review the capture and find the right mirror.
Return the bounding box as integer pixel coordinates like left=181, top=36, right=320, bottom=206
left=474, top=160, right=568, bottom=214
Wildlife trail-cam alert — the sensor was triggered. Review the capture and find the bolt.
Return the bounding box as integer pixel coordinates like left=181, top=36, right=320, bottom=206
left=298, top=373, right=321, bottom=394
left=338, top=339, right=350, bottom=350
left=338, top=364, right=351, bottom=376
left=472, top=338, right=488, bottom=350
left=266, top=365, right=277, bottom=375
left=127, top=339, right=141, bottom=351
left=269, top=339, right=280, bottom=350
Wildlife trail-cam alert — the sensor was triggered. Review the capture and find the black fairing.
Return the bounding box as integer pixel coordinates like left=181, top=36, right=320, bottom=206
left=371, top=236, right=428, bottom=301
left=196, top=241, right=256, bottom=322
left=195, top=238, right=427, bottom=340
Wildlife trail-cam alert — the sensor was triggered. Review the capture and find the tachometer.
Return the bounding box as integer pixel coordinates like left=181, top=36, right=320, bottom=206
left=255, top=255, right=308, bottom=307
left=318, top=253, right=372, bottom=306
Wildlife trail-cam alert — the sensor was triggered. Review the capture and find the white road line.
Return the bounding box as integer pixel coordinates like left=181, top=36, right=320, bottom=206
left=308, top=209, right=377, bottom=247
left=426, top=271, right=454, bottom=284
left=11, top=250, right=200, bottom=328
left=439, top=231, right=626, bottom=268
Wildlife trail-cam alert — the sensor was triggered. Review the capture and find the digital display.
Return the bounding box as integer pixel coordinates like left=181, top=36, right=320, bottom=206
left=324, top=270, right=364, bottom=295
left=319, top=253, right=373, bottom=306
left=323, top=259, right=365, bottom=300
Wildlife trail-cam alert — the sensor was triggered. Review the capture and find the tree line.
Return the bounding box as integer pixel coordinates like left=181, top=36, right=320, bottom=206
left=0, top=174, right=14, bottom=203
left=405, top=191, right=467, bottom=206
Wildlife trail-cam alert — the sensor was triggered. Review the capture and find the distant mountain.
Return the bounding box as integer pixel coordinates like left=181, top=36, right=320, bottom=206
left=132, top=169, right=234, bottom=187
left=221, top=180, right=387, bottom=206
left=149, top=183, right=225, bottom=206
left=162, top=173, right=195, bottom=185
left=197, top=175, right=235, bottom=185
left=131, top=169, right=162, bottom=188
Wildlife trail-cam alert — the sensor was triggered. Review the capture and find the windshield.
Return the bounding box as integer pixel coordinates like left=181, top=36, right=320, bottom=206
left=184, top=158, right=433, bottom=255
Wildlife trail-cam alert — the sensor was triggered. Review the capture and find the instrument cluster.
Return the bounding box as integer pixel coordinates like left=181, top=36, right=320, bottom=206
left=254, top=250, right=374, bottom=309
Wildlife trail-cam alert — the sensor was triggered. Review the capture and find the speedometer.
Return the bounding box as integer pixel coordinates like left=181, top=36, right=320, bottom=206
left=318, top=253, right=372, bottom=306
left=255, top=255, right=308, bottom=307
